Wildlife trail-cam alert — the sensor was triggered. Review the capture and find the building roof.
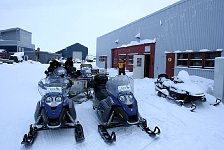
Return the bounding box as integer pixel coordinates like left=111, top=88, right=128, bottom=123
left=0, top=27, right=32, bottom=34
left=116, top=38, right=156, bottom=48
left=0, top=49, right=6, bottom=53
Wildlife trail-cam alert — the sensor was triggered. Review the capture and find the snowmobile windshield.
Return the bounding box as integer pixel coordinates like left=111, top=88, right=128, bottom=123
left=38, top=76, right=71, bottom=97
left=53, top=67, right=67, bottom=77
left=106, top=75, right=134, bottom=97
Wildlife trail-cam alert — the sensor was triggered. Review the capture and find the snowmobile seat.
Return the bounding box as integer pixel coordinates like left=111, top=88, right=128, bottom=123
left=93, top=74, right=109, bottom=101
left=94, top=74, right=108, bottom=85
left=157, top=73, right=169, bottom=83
left=158, top=73, right=168, bottom=79
left=94, top=85, right=108, bottom=101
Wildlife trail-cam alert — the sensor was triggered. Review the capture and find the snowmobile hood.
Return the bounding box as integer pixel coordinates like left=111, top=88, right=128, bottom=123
left=171, top=82, right=205, bottom=96
left=171, top=70, right=205, bottom=95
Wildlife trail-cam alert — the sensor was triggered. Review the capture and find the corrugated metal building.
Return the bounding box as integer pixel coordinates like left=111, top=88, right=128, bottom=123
left=0, top=27, right=36, bottom=60
left=56, top=43, right=88, bottom=61
left=36, top=49, right=62, bottom=64
left=96, top=0, right=224, bottom=79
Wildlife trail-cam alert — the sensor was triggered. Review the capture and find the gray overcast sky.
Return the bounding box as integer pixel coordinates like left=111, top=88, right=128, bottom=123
left=0, top=0, right=179, bottom=55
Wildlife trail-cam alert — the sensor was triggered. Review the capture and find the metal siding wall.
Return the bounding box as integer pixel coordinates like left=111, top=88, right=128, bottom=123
left=1, top=30, right=18, bottom=41
left=97, top=0, right=224, bottom=77
left=19, top=30, right=34, bottom=49
left=175, top=67, right=214, bottom=79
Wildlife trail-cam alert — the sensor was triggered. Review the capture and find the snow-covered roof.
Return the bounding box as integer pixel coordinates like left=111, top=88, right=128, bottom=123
left=117, top=38, right=156, bottom=48
left=185, top=50, right=193, bottom=52
left=164, top=51, right=171, bottom=53
left=174, top=49, right=223, bottom=53
left=199, top=49, right=210, bottom=52
left=0, top=49, right=6, bottom=53
left=174, top=50, right=183, bottom=53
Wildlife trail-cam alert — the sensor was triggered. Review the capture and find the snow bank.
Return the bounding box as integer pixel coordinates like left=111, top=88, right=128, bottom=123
left=0, top=63, right=224, bottom=150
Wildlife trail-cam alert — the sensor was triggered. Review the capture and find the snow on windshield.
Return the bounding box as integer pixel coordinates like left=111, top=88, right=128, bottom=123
left=177, top=70, right=191, bottom=83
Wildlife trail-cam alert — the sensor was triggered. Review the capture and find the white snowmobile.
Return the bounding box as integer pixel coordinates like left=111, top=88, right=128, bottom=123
left=155, top=70, right=221, bottom=111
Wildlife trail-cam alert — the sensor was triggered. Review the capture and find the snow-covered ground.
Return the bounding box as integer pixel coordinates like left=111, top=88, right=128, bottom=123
left=0, top=61, right=224, bottom=150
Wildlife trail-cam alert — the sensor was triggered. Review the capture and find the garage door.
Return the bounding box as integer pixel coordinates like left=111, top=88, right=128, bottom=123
left=72, top=51, right=82, bottom=60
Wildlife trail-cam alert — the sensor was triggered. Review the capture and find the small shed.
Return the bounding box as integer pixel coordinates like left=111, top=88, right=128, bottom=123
left=111, top=39, right=156, bottom=78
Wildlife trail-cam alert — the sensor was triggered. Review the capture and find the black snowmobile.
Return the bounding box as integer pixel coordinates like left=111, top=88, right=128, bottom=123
left=155, top=70, right=221, bottom=111
left=92, top=74, right=160, bottom=143
left=21, top=67, right=84, bottom=145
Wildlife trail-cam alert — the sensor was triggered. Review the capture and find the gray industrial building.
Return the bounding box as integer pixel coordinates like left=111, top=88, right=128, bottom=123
left=56, top=43, right=88, bottom=61
left=96, top=0, right=224, bottom=79
left=0, top=27, right=36, bottom=59
left=36, top=47, right=62, bottom=64
left=0, top=27, right=62, bottom=63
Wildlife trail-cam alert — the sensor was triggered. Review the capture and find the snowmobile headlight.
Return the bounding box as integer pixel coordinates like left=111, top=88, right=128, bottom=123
left=119, top=95, right=126, bottom=103
left=46, top=96, right=53, bottom=103
left=55, top=96, right=62, bottom=102
left=125, top=94, right=134, bottom=104
left=127, top=95, right=133, bottom=99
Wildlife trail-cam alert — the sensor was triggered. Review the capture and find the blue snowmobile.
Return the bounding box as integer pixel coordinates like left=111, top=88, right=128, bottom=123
left=92, top=75, right=160, bottom=143
left=21, top=67, right=84, bottom=145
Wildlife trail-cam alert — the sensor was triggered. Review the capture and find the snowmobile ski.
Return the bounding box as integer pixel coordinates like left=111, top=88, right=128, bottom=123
left=21, top=125, right=38, bottom=145
left=190, top=103, right=197, bottom=112
left=98, top=125, right=116, bottom=143
left=211, top=98, right=222, bottom=106
left=138, top=118, right=160, bottom=137
left=74, top=123, right=85, bottom=142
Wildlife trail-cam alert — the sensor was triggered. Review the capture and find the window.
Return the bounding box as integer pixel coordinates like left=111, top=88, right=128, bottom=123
left=176, top=51, right=221, bottom=69
left=113, top=57, right=117, bottom=64
left=118, top=54, right=126, bottom=61
left=190, top=52, right=202, bottom=68
left=99, top=56, right=107, bottom=62
left=145, top=46, right=151, bottom=52
left=204, top=52, right=221, bottom=68
left=128, top=55, right=133, bottom=65
left=137, top=58, right=142, bottom=67
left=177, top=53, right=188, bottom=67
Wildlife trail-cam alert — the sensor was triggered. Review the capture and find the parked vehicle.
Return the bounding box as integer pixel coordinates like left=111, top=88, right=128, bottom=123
left=155, top=70, right=221, bottom=111
left=92, top=75, right=160, bottom=143
left=21, top=68, right=85, bottom=145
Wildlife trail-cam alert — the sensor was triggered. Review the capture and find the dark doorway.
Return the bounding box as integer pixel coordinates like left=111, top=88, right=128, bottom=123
left=144, top=54, right=150, bottom=77
left=166, top=53, right=175, bottom=78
